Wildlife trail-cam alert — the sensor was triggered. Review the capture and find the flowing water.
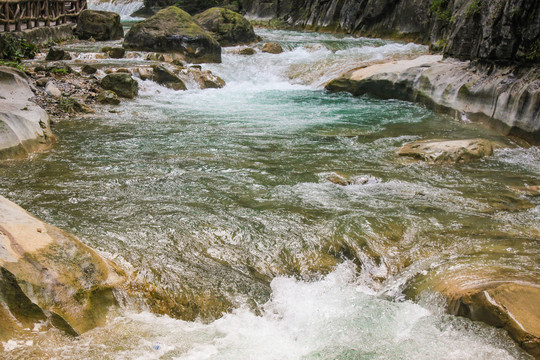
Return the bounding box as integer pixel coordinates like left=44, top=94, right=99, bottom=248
left=1, top=29, right=539, bottom=359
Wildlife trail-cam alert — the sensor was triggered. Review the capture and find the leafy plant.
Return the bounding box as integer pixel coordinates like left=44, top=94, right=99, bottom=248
left=430, top=0, right=453, bottom=22
left=51, top=67, right=69, bottom=75
left=0, top=34, right=38, bottom=62
left=525, top=38, right=540, bottom=62
left=466, top=0, right=482, bottom=17
left=0, top=60, right=24, bottom=71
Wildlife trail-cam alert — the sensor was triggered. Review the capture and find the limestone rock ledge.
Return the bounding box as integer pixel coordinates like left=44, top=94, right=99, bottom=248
left=0, top=195, right=125, bottom=344
left=0, top=66, right=55, bottom=160
left=325, top=56, right=540, bottom=144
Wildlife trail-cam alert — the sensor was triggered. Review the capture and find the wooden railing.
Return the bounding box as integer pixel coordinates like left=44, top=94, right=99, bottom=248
left=0, top=0, right=87, bottom=32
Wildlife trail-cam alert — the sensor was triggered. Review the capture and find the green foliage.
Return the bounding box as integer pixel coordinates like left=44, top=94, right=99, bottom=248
left=525, top=38, right=540, bottom=62
left=0, top=35, right=38, bottom=62
left=429, top=0, right=453, bottom=22
left=466, top=0, right=482, bottom=17
left=51, top=68, right=69, bottom=75
left=0, top=60, right=24, bottom=71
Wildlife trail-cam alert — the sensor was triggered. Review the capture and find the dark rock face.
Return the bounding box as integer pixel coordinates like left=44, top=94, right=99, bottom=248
left=242, top=0, right=540, bottom=63
left=123, top=6, right=222, bottom=64
left=75, top=10, right=124, bottom=41
left=194, top=7, right=259, bottom=46
left=101, top=73, right=139, bottom=99
left=142, top=0, right=240, bottom=15
left=45, top=47, right=71, bottom=61
left=152, top=65, right=187, bottom=90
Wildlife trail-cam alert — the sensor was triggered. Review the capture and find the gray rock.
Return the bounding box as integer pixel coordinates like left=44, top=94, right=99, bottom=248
left=81, top=64, right=98, bottom=74
left=101, top=73, right=138, bottom=99
left=35, top=77, right=49, bottom=87
left=45, top=82, right=61, bottom=97
left=0, top=66, right=54, bottom=160
left=75, top=10, right=124, bottom=41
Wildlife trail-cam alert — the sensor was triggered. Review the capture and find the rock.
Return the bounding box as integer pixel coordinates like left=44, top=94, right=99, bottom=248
left=442, top=283, right=540, bottom=358
left=81, top=64, right=98, bottom=74
left=45, top=47, right=71, bottom=61
left=106, top=47, right=125, bottom=59
left=75, top=10, right=124, bottom=41
left=325, top=56, right=540, bottom=144
left=238, top=47, right=256, bottom=55
left=45, top=82, right=62, bottom=97
left=194, top=7, right=259, bottom=47
left=137, top=67, right=153, bottom=81
left=189, top=68, right=225, bottom=89
left=0, top=195, right=124, bottom=338
left=115, top=68, right=130, bottom=73
left=152, top=65, right=187, bottom=91
left=0, top=66, right=54, bottom=160
left=101, top=73, right=138, bottom=99
left=123, top=6, right=221, bottom=64
left=262, top=42, right=283, bottom=54
left=327, top=172, right=352, bottom=186
left=397, top=139, right=495, bottom=163
left=36, top=77, right=49, bottom=87
left=97, top=90, right=120, bottom=105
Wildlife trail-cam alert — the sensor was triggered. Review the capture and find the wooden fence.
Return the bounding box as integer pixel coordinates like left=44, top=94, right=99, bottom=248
left=0, top=0, right=87, bottom=32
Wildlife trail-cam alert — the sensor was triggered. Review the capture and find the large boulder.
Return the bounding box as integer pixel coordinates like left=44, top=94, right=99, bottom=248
left=101, top=73, right=139, bottom=99
left=0, top=195, right=124, bottom=340
left=75, top=10, right=124, bottom=41
left=194, top=7, right=259, bottom=46
left=0, top=66, right=54, bottom=160
left=123, top=6, right=221, bottom=64
left=397, top=139, right=496, bottom=163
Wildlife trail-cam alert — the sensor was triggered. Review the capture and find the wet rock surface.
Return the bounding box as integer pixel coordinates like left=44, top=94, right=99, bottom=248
left=397, top=139, right=497, bottom=164
left=101, top=73, right=139, bottom=99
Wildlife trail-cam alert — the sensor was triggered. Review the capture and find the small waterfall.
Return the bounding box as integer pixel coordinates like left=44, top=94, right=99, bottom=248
left=88, top=0, right=144, bottom=19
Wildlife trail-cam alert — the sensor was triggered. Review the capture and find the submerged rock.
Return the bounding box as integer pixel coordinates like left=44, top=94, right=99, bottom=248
left=237, top=47, right=257, bottom=55
left=152, top=65, right=187, bottom=91
left=123, top=6, right=221, bottom=64
left=75, top=10, right=124, bottom=41
left=101, top=73, right=139, bottom=99
left=397, top=139, right=496, bottom=163
left=97, top=90, right=120, bottom=105
left=0, top=66, right=54, bottom=160
left=262, top=42, right=283, bottom=54
left=194, top=7, right=259, bottom=47
left=0, top=195, right=124, bottom=338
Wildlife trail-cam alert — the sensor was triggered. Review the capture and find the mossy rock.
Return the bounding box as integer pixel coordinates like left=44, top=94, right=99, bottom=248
left=75, top=10, right=124, bottom=41
left=194, top=7, right=259, bottom=47
left=101, top=73, right=139, bottom=99
left=123, top=6, right=221, bottom=63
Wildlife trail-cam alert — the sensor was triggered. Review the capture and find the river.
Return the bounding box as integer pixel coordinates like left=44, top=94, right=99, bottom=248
left=0, top=23, right=538, bottom=359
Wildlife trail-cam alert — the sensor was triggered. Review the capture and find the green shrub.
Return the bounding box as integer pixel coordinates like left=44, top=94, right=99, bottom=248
left=430, top=0, right=453, bottom=22
left=526, top=38, right=540, bottom=62
left=0, top=35, right=38, bottom=62
left=466, top=0, right=482, bottom=17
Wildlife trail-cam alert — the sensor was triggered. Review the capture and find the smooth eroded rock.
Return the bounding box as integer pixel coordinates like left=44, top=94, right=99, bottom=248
left=0, top=195, right=124, bottom=338
left=0, top=66, right=54, bottom=160
left=101, top=73, right=139, bottom=99
left=123, top=6, right=221, bottom=64
left=397, top=139, right=496, bottom=163
left=194, top=7, right=259, bottom=46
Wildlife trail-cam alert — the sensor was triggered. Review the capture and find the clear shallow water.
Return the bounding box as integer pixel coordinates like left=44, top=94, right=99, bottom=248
left=2, top=30, right=539, bottom=358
